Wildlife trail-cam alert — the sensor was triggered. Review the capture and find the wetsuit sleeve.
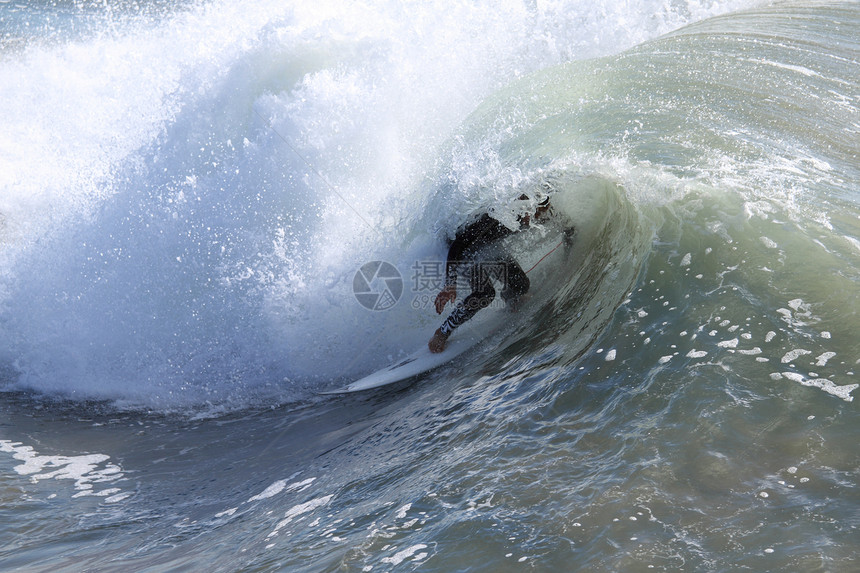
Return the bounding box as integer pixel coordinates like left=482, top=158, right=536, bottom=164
left=444, top=214, right=515, bottom=286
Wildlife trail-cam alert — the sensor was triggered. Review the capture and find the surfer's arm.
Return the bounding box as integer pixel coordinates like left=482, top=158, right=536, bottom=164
left=435, top=239, right=465, bottom=313
left=563, top=225, right=576, bottom=245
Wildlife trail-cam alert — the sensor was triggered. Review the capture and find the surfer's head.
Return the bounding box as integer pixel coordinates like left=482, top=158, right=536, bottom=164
left=514, top=191, right=551, bottom=226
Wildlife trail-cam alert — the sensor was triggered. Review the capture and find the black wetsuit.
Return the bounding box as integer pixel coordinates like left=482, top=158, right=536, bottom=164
left=438, top=214, right=530, bottom=336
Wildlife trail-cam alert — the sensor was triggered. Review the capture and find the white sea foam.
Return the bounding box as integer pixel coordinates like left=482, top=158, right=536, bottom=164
left=267, top=494, right=334, bottom=538
left=771, top=372, right=858, bottom=402
left=781, top=349, right=812, bottom=364
left=738, top=347, right=762, bottom=355
left=250, top=477, right=316, bottom=502
left=395, top=503, right=413, bottom=519
left=382, top=544, right=429, bottom=565
left=0, top=439, right=126, bottom=501
left=815, top=352, right=836, bottom=367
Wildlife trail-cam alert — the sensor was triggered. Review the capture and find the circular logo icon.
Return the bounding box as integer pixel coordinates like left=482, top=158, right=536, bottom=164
left=353, top=261, right=403, bottom=311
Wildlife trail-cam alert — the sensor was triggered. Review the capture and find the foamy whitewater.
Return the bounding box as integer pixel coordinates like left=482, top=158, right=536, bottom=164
left=1, top=0, right=858, bottom=571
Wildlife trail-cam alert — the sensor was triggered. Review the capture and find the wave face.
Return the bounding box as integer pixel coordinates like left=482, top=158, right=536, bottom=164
left=1, top=1, right=859, bottom=570
left=0, top=0, right=764, bottom=409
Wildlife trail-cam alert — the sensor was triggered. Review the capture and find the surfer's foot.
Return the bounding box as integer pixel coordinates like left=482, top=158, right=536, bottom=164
left=428, top=328, right=449, bottom=353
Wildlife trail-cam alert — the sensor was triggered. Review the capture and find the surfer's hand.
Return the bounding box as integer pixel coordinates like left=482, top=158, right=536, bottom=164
left=434, top=285, right=456, bottom=314
left=563, top=226, right=576, bottom=246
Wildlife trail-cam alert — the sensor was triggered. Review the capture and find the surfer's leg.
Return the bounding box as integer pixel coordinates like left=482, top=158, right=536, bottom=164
left=500, top=256, right=529, bottom=304
left=430, top=262, right=498, bottom=353
left=439, top=282, right=496, bottom=337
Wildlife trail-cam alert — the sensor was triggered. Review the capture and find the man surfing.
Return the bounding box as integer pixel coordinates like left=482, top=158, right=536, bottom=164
left=428, top=192, right=553, bottom=353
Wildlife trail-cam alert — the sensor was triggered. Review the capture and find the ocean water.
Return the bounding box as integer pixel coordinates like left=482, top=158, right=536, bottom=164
left=1, top=0, right=858, bottom=570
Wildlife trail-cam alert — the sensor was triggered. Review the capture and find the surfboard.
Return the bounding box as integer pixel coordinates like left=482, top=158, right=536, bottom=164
left=320, top=226, right=573, bottom=395
left=317, top=331, right=488, bottom=394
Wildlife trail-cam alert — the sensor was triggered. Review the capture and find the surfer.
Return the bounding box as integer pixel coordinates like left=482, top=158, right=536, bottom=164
left=428, top=192, right=553, bottom=353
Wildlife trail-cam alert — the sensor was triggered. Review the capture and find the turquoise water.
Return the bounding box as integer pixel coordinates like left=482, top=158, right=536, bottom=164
left=1, top=1, right=858, bottom=571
